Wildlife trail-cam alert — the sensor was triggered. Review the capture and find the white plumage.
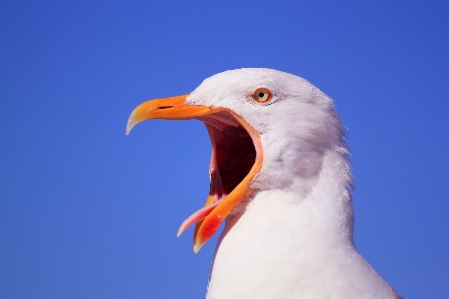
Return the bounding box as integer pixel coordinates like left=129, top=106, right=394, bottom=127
left=127, top=68, right=402, bottom=298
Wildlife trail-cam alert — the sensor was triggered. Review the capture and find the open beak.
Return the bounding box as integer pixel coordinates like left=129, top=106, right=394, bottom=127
left=126, top=94, right=263, bottom=253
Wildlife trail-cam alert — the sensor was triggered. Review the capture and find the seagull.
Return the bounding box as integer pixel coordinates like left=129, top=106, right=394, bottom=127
left=126, top=68, right=403, bottom=299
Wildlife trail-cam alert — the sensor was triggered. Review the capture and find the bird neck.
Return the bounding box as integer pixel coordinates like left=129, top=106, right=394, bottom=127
left=223, top=145, right=354, bottom=254
left=207, top=147, right=357, bottom=296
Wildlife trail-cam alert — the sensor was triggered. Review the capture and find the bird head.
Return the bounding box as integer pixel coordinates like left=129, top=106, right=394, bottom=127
left=126, top=68, right=345, bottom=252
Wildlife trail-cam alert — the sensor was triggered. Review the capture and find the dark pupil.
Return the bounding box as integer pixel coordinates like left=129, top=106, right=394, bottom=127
left=258, top=92, right=264, bottom=98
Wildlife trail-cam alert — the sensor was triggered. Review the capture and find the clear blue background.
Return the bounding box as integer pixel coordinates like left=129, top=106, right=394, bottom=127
left=1, top=2, right=448, bottom=298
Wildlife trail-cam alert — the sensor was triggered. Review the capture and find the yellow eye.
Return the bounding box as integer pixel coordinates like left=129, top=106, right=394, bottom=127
left=252, top=88, right=272, bottom=103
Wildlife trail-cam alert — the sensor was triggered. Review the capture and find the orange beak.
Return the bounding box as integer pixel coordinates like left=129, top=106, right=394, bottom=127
left=126, top=94, right=262, bottom=253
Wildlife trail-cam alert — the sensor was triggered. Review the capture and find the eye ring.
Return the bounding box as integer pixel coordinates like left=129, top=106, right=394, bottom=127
left=252, top=88, right=272, bottom=103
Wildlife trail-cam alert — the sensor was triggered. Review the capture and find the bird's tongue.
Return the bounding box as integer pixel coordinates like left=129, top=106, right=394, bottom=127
left=177, top=131, right=226, bottom=237
left=177, top=198, right=222, bottom=237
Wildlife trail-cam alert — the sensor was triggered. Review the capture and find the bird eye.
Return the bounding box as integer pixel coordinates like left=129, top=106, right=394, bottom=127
left=252, top=88, right=272, bottom=103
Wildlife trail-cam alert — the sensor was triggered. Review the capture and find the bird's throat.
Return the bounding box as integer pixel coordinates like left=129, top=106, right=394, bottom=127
left=207, top=148, right=355, bottom=298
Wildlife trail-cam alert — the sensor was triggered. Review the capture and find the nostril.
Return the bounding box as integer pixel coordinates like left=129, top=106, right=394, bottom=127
left=158, top=106, right=173, bottom=109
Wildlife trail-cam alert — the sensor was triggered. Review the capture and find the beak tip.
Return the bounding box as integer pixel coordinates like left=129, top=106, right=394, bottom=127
left=125, top=117, right=137, bottom=136
left=193, top=239, right=205, bottom=254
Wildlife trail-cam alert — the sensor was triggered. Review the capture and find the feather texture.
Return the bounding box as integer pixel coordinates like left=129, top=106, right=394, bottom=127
left=185, top=69, right=401, bottom=298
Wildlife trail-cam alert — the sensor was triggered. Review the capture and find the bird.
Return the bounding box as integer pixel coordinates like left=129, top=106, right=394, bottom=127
left=126, top=68, right=403, bottom=299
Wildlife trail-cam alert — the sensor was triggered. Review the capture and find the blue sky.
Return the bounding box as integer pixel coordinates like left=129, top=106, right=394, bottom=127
left=1, top=2, right=448, bottom=298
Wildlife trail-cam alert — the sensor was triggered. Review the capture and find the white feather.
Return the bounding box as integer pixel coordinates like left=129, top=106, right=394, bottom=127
left=187, top=69, right=401, bottom=299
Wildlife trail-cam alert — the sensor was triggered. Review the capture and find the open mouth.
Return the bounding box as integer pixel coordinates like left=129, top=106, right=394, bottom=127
left=126, top=94, right=263, bottom=252
left=177, top=111, right=257, bottom=236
